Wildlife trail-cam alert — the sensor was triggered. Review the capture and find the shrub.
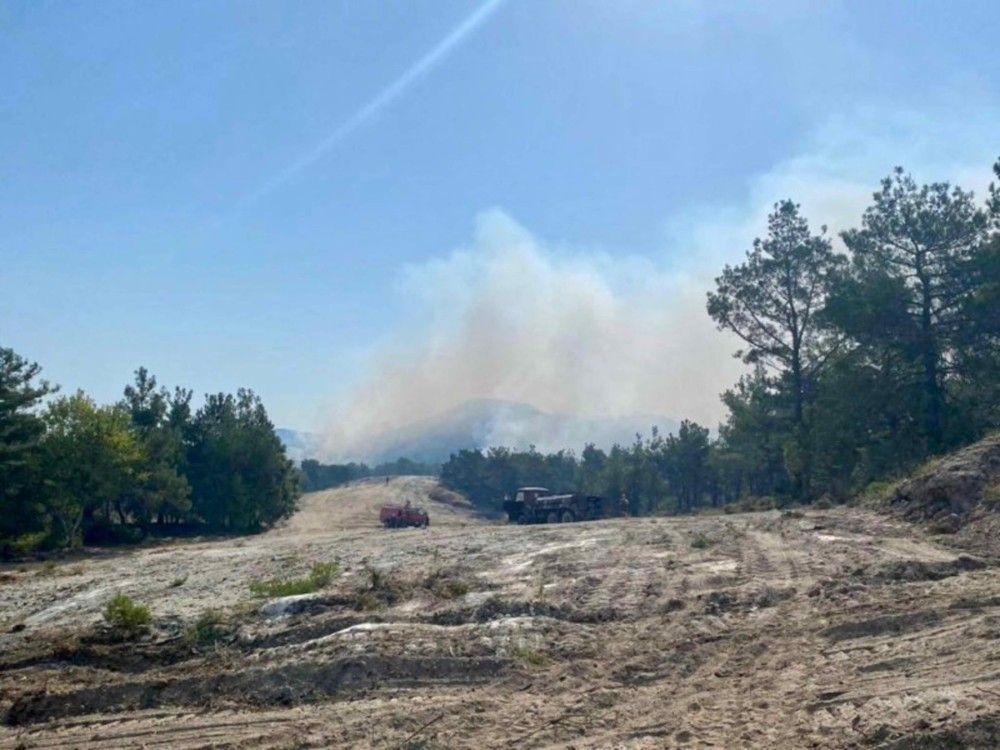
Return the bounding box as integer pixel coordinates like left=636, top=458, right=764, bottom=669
left=856, top=478, right=904, bottom=507
left=185, top=609, right=232, bottom=648
left=983, top=482, right=1000, bottom=510
left=432, top=578, right=469, bottom=600
left=36, top=561, right=58, bottom=577
left=4, top=531, right=49, bottom=557
left=423, top=569, right=470, bottom=600
left=690, top=533, right=712, bottom=549
left=309, top=561, right=337, bottom=587
left=103, top=593, right=151, bottom=637
left=356, top=591, right=381, bottom=611
left=353, top=564, right=412, bottom=610
left=250, top=561, right=339, bottom=598
left=511, top=644, right=547, bottom=667
left=722, top=496, right=779, bottom=514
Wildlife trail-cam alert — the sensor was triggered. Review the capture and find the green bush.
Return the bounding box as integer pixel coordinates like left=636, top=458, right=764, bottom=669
left=690, top=533, right=712, bottom=549
left=511, top=644, right=547, bottom=667
left=856, top=478, right=904, bottom=507
left=103, top=593, right=151, bottom=637
left=185, top=609, right=232, bottom=647
left=309, top=561, right=337, bottom=587
left=352, top=564, right=413, bottom=610
left=983, top=483, right=1000, bottom=510
left=249, top=561, right=339, bottom=598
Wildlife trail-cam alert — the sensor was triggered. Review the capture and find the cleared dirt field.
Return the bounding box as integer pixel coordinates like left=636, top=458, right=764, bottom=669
left=2, top=476, right=999, bottom=748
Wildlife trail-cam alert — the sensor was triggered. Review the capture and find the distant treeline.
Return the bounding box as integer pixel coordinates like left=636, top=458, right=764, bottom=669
left=443, top=159, right=1000, bottom=514
left=0, top=358, right=298, bottom=555
left=441, top=422, right=713, bottom=515
left=299, top=457, right=437, bottom=492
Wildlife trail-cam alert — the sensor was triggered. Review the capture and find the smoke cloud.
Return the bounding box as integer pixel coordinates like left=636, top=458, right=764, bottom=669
left=322, top=212, right=740, bottom=459
left=322, top=105, right=998, bottom=460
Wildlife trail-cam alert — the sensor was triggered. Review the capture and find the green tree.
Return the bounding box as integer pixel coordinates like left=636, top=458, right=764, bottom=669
left=841, top=167, right=989, bottom=449
left=0, top=347, right=56, bottom=546
left=40, top=392, right=141, bottom=545
left=664, top=420, right=712, bottom=512
left=186, top=389, right=297, bottom=532
left=122, top=368, right=191, bottom=526
left=707, top=201, right=844, bottom=496
left=950, top=160, right=1000, bottom=438
left=713, top=366, right=789, bottom=499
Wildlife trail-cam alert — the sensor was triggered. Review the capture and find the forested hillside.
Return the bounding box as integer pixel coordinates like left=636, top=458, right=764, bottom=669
left=442, top=160, right=1000, bottom=514
left=0, top=359, right=297, bottom=555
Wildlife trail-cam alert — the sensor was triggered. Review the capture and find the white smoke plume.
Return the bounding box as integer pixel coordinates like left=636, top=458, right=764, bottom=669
left=321, top=105, right=998, bottom=460
left=322, top=212, right=740, bottom=459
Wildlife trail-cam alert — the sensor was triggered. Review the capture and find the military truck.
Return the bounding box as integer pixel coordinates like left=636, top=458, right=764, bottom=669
left=503, top=486, right=623, bottom=524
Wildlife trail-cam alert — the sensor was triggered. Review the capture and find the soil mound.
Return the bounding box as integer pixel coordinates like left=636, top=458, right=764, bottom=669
left=889, top=434, right=1000, bottom=524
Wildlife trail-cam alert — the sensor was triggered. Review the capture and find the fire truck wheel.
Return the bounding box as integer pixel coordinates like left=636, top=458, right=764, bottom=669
left=561, top=510, right=575, bottom=523
left=546, top=511, right=559, bottom=524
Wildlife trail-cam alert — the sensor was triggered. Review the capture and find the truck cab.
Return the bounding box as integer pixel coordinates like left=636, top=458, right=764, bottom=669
left=503, top=486, right=550, bottom=524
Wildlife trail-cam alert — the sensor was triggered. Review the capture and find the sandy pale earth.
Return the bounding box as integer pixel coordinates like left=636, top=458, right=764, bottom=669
left=1, top=476, right=999, bottom=748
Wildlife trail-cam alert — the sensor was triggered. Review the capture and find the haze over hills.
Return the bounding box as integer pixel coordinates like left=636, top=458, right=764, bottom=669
left=281, top=399, right=679, bottom=464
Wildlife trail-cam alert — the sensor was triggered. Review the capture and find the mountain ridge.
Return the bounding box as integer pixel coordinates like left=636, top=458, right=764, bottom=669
left=279, top=399, right=679, bottom=464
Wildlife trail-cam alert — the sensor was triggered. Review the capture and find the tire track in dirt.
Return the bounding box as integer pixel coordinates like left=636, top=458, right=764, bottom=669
left=3, top=493, right=1000, bottom=748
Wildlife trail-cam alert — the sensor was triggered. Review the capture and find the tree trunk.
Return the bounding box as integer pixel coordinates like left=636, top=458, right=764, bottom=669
left=919, top=273, right=943, bottom=449
left=790, top=339, right=811, bottom=499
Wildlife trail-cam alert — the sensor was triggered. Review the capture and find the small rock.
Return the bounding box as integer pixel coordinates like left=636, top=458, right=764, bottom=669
left=259, top=593, right=325, bottom=618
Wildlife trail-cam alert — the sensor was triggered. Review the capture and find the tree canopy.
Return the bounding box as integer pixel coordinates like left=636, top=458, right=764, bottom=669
left=0, top=363, right=298, bottom=555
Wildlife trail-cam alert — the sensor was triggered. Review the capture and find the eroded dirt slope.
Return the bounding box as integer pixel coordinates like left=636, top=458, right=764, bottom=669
left=1, top=477, right=999, bottom=749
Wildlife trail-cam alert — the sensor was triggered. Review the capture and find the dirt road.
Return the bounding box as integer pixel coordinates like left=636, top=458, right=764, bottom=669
left=2, top=477, right=998, bottom=748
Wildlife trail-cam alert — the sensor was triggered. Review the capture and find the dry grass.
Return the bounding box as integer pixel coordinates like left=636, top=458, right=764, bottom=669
left=249, top=561, right=338, bottom=598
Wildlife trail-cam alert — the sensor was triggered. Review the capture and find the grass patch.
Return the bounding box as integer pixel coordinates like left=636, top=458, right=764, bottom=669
left=690, top=533, right=713, bottom=550
left=103, top=593, right=151, bottom=638
left=356, top=591, right=382, bottom=611
left=249, top=561, right=339, bottom=598
left=856, top=477, right=905, bottom=508
left=36, top=560, right=58, bottom=577
left=722, top=496, right=780, bottom=514
left=352, top=564, right=417, bottom=611
left=511, top=644, right=547, bottom=667
left=185, top=609, right=233, bottom=648
left=982, top=482, right=1000, bottom=510
left=423, top=569, right=471, bottom=600
left=35, top=561, right=87, bottom=578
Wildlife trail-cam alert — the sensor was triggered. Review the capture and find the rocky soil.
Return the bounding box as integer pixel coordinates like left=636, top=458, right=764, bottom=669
left=1, top=475, right=999, bottom=748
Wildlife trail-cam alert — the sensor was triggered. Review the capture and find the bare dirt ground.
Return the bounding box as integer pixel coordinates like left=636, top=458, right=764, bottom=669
left=2, top=476, right=999, bottom=749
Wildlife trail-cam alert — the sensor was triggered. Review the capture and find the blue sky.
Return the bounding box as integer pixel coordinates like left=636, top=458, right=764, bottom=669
left=3, top=1, right=999, bottom=434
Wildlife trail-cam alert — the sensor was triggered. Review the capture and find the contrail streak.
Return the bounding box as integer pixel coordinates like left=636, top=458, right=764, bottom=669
left=242, top=0, right=507, bottom=206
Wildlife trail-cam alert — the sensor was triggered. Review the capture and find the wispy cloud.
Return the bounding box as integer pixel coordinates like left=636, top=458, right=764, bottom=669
left=242, top=0, right=507, bottom=207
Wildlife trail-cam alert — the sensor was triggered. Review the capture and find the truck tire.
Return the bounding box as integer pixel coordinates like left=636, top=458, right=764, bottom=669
left=546, top=511, right=559, bottom=524
left=561, top=510, right=575, bottom=523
